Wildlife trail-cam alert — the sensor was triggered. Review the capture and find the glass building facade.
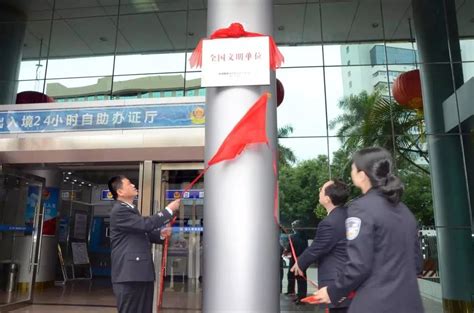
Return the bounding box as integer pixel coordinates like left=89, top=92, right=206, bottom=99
left=0, top=0, right=473, bottom=312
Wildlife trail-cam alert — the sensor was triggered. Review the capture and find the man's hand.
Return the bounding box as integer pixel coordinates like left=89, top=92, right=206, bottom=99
left=160, top=226, right=172, bottom=239
left=167, top=199, right=181, bottom=213
left=290, top=262, right=304, bottom=277
left=313, top=286, right=331, bottom=304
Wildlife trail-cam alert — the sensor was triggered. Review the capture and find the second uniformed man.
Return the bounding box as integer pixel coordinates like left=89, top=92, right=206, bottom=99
left=291, top=179, right=350, bottom=313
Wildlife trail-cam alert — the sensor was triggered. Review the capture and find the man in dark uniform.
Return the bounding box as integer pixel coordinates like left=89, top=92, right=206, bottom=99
left=108, top=175, right=180, bottom=313
left=286, top=219, right=308, bottom=303
left=291, top=179, right=350, bottom=313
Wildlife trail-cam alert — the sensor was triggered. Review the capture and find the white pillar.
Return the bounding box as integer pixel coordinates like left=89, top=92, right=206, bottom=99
left=203, top=1, right=279, bottom=312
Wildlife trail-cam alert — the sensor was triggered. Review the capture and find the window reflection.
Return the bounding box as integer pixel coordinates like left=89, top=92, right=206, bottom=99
left=276, top=67, right=327, bottom=137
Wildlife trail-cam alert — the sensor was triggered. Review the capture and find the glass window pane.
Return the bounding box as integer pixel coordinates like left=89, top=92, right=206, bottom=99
left=326, top=65, right=397, bottom=138
left=324, top=43, right=386, bottom=67
left=20, top=20, right=52, bottom=80
left=278, top=137, right=329, bottom=164
left=276, top=68, right=327, bottom=137
left=274, top=3, right=322, bottom=46
left=116, top=11, right=186, bottom=55
left=45, top=76, right=112, bottom=102
left=460, top=39, right=474, bottom=62
left=383, top=42, right=418, bottom=65
left=17, top=80, right=46, bottom=98
left=381, top=0, right=414, bottom=42
left=322, top=0, right=384, bottom=44
left=184, top=72, right=202, bottom=95
left=462, top=61, right=474, bottom=82
left=27, top=0, right=53, bottom=21
left=328, top=137, right=350, bottom=180
left=186, top=9, right=206, bottom=50
left=115, top=53, right=186, bottom=76
left=46, top=55, right=115, bottom=79
left=279, top=46, right=323, bottom=68
left=394, top=135, right=434, bottom=225
left=120, top=0, right=189, bottom=14
left=112, top=73, right=185, bottom=99
left=48, top=17, right=117, bottom=61
left=277, top=137, right=330, bottom=238
left=54, top=0, right=118, bottom=19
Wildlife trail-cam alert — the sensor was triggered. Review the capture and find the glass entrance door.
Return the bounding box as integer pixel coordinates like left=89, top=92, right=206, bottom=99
left=151, top=163, right=204, bottom=312
left=0, top=168, right=45, bottom=310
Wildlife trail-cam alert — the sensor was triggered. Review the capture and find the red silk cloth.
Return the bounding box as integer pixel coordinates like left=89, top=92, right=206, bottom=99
left=189, top=22, right=284, bottom=70
left=208, top=93, right=269, bottom=165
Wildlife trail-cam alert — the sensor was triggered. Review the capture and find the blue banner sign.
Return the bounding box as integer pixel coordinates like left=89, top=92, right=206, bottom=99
left=166, top=189, right=204, bottom=200
left=0, top=103, right=205, bottom=134
left=172, top=226, right=203, bottom=233
left=0, top=224, right=33, bottom=232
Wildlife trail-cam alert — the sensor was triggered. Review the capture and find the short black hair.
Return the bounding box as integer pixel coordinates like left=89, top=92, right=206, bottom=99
left=324, top=179, right=349, bottom=206
left=108, top=175, right=127, bottom=200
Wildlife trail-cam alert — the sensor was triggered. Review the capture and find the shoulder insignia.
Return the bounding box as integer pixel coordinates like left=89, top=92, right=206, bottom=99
left=346, top=217, right=362, bottom=240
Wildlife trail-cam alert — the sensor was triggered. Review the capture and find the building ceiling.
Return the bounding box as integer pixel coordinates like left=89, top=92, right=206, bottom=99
left=1, top=0, right=473, bottom=60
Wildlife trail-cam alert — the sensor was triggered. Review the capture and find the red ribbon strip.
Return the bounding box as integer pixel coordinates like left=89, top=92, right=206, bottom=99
left=271, top=148, right=318, bottom=289
left=157, top=216, right=175, bottom=309
left=157, top=168, right=208, bottom=310
left=189, top=22, right=284, bottom=70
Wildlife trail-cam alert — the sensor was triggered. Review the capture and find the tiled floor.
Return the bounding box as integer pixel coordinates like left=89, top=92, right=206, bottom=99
left=32, top=279, right=116, bottom=307
left=5, top=296, right=443, bottom=313
left=2, top=276, right=443, bottom=313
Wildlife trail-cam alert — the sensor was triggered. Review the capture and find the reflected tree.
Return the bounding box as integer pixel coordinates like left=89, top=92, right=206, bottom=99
left=330, top=91, right=428, bottom=174
left=278, top=125, right=296, bottom=167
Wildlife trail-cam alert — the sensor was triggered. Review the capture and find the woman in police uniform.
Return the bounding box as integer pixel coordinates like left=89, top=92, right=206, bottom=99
left=313, top=147, right=424, bottom=313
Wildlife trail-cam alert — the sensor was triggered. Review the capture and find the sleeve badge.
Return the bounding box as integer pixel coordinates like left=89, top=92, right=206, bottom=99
left=345, top=217, right=362, bottom=240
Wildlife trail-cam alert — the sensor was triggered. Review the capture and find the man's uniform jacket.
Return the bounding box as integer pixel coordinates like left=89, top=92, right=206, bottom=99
left=110, top=201, right=172, bottom=283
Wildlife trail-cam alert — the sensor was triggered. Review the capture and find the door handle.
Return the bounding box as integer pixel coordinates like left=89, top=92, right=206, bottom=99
left=36, top=207, right=45, bottom=274
left=28, top=204, right=40, bottom=273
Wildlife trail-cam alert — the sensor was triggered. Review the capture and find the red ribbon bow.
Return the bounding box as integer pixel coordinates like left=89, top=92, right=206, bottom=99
left=189, top=22, right=284, bottom=70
